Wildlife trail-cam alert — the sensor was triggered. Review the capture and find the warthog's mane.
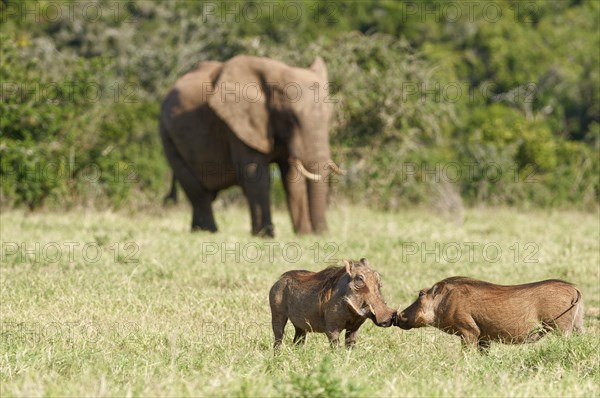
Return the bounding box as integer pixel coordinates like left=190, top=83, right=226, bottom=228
left=293, top=266, right=348, bottom=313
left=318, top=266, right=348, bottom=309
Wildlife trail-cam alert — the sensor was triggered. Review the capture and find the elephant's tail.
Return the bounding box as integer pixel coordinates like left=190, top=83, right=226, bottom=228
left=163, top=173, right=178, bottom=205
left=159, top=115, right=179, bottom=205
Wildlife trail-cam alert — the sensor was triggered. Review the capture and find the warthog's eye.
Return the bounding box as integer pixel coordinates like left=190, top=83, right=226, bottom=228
left=418, top=290, right=425, bottom=297
left=355, top=275, right=365, bottom=287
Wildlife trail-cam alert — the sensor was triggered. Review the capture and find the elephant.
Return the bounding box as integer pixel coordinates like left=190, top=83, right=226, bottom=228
left=159, top=55, right=344, bottom=236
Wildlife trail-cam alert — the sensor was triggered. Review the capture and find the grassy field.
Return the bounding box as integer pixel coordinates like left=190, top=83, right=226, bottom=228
left=1, top=205, right=599, bottom=397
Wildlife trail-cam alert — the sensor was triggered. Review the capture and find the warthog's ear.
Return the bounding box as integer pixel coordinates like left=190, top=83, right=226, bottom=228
left=430, top=283, right=444, bottom=297
left=344, top=259, right=353, bottom=276
left=359, top=258, right=370, bottom=267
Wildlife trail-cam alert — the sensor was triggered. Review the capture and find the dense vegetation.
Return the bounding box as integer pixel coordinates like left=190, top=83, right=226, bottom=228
left=1, top=0, right=598, bottom=210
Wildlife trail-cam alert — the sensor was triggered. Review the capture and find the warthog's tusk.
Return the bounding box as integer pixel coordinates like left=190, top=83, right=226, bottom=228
left=345, top=297, right=367, bottom=316
left=293, top=159, right=322, bottom=182
left=369, top=304, right=375, bottom=316
left=327, top=160, right=346, bottom=175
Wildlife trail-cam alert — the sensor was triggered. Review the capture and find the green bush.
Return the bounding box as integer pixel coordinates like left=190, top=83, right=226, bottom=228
left=0, top=0, right=598, bottom=210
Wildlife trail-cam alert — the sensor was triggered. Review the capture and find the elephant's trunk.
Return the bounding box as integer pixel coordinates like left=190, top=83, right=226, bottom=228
left=306, top=163, right=329, bottom=234
left=289, top=122, right=334, bottom=234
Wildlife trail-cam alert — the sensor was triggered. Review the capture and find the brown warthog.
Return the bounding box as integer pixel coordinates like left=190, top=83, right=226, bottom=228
left=395, top=277, right=584, bottom=352
left=269, top=258, right=396, bottom=348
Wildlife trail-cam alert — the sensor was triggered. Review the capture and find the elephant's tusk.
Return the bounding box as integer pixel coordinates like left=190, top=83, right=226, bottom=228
left=293, top=160, right=322, bottom=182
left=327, top=160, right=346, bottom=175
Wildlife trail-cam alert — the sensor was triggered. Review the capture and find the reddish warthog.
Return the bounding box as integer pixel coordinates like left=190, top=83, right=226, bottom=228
left=269, top=258, right=396, bottom=348
left=395, top=277, right=584, bottom=352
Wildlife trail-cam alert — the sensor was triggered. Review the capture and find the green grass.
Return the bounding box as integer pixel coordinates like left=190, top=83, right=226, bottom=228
left=1, top=205, right=599, bottom=397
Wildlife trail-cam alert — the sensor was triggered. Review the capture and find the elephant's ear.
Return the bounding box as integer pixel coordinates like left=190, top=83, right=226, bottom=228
left=310, top=56, right=328, bottom=82
left=208, top=56, right=272, bottom=153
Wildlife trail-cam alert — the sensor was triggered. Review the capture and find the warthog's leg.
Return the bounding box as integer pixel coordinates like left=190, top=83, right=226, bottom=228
left=477, top=340, right=491, bottom=353
left=272, top=315, right=288, bottom=349
left=326, top=329, right=341, bottom=347
left=460, top=335, right=479, bottom=350
left=344, top=328, right=359, bottom=349
left=458, top=316, right=481, bottom=351
left=293, top=327, right=307, bottom=346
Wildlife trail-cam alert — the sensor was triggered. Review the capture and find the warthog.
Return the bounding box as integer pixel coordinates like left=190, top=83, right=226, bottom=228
left=395, top=277, right=584, bottom=352
left=269, top=258, right=396, bottom=348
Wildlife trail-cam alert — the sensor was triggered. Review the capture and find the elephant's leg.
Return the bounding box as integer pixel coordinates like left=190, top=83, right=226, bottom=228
left=176, top=170, right=217, bottom=232
left=226, top=133, right=275, bottom=236
left=237, top=161, right=274, bottom=237
left=160, top=131, right=217, bottom=232
left=278, top=161, right=311, bottom=234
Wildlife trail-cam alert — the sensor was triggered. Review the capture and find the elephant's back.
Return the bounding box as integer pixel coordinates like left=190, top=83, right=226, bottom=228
left=164, top=61, right=223, bottom=116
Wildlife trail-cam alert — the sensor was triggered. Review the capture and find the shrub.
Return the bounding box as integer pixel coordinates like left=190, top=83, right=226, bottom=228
left=1, top=1, right=597, bottom=210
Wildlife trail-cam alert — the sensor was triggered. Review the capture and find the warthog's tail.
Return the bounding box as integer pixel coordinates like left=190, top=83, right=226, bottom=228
left=571, top=288, right=584, bottom=333
left=551, top=286, right=584, bottom=334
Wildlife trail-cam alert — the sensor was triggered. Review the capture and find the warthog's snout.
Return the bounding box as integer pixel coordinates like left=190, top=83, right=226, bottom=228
left=393, top=312, right=411, bottom=329
left=377, top=312, right=395, bottom=328
left=368, top=307, right=396, bottom=327
left=390, top=311, right=398, bottom=327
